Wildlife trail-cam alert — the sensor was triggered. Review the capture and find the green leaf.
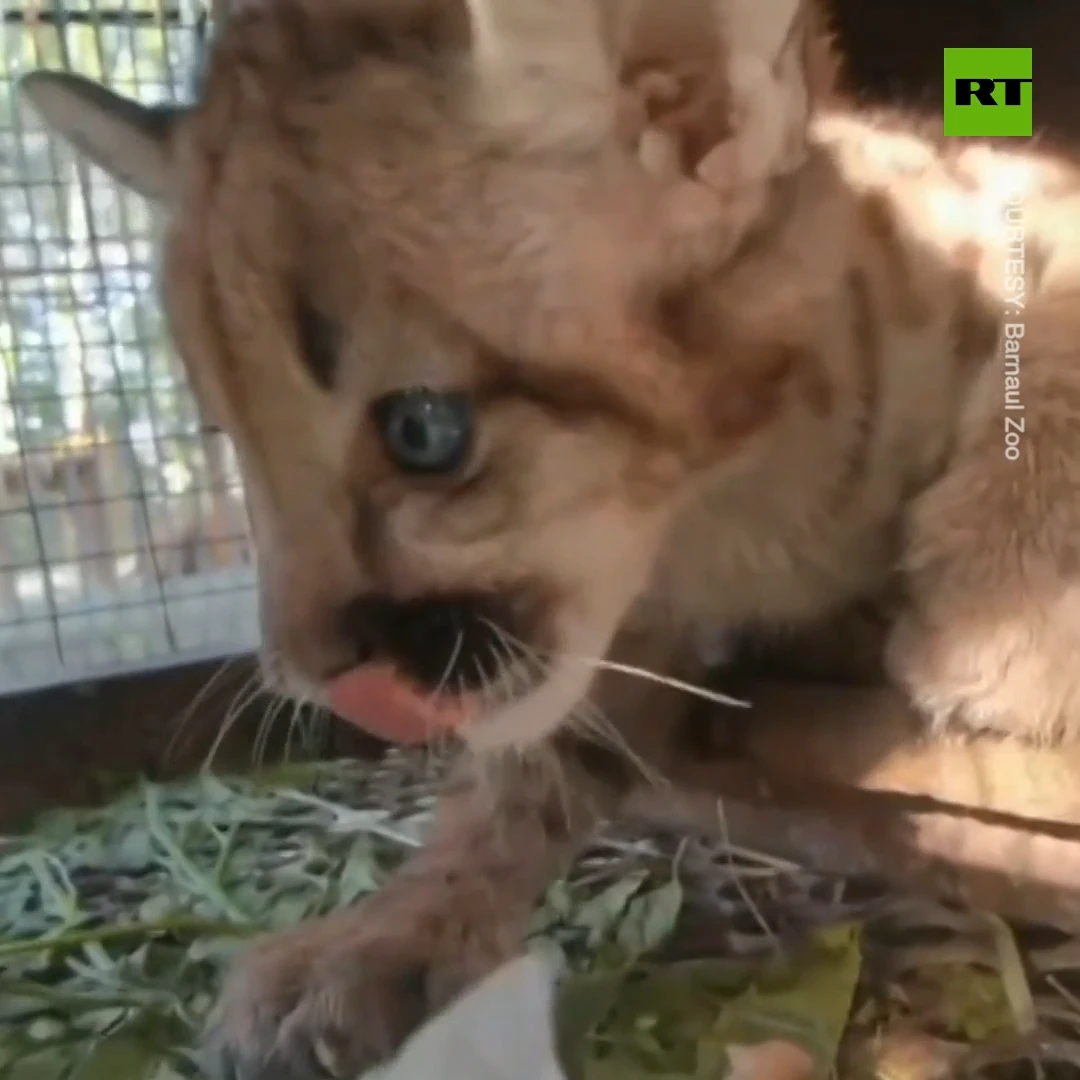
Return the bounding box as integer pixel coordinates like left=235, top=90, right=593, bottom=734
left=571, top=874, right=649, bottom=948
left=564, top=926, right=862, bottom=1080
left=555, top=971, right=627, bottom=1080
left=71, top=1032, right=160, bottom=1080
left=700, top=923, right=863, bottom=1079
left=985, top=913, right=1037, bottom=1036
left=3, top=1045, right=76, bottom=1080
left=931, top=964, right=1015, bottom=1043
left=615, top=879, right=684, bottom=960
left=266, top=894, right=315, bottom=930
left=335, top=839, right=380, bottom=906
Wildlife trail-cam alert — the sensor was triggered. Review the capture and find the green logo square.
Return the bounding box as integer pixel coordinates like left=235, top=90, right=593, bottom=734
left=943, top=48, right=1032, bottom=136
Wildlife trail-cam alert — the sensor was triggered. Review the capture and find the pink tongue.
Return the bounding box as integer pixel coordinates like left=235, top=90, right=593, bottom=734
left=327, top=665, right=473, bottom=745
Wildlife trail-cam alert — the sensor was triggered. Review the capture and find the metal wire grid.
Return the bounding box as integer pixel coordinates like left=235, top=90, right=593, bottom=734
left=0, top=0, right=257, bottom=695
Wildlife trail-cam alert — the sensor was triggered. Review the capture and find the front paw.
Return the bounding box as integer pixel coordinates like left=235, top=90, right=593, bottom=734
left=204, top=891, right=515, bottom=1080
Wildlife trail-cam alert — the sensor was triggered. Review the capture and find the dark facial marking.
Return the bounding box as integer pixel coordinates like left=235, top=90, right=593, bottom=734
left=295, top=293, right=339, bottom=390
left=475, top=351, right=677, bottom=449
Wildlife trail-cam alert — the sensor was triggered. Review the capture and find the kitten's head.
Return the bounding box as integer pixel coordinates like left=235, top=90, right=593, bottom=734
left=19, top=0, right=832, bottom=749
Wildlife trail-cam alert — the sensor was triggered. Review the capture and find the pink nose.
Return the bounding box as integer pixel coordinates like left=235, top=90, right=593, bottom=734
left=327, top=664, right=476, bottom=745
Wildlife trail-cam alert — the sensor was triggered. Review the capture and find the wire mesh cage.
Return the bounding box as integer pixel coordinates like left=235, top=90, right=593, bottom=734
left=0, top=0, right=257, bottom=695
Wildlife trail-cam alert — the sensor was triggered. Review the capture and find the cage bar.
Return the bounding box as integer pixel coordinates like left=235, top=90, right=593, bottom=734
left=0, top=0, right=257, bottom=695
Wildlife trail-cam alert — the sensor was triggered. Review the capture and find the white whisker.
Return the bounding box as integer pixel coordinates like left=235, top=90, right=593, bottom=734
left=480, top=616, right=549, bottom=699
left=485, top=620, right=745, bottom=711
left=164, top=655, right=243, bottom=764
left=253, top=691, right=289, bottom=769
left=283, top=696, right=313, bottom=762
left=572, top=697, right=668, bottom=790
left=565, top=653, right=749, bottom=709
left=486, top=625, right=528, bottom=705
left=299, top=702, right=330, bottom=757
left=202, top=670, right=263, bottom=772
left=429, top=630, right=464, bottom=704
left=493, top=643, right=516, bottom=705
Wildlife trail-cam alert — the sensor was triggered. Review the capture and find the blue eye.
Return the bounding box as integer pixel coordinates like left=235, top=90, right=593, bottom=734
left=372, top=389, right=473, bottom=475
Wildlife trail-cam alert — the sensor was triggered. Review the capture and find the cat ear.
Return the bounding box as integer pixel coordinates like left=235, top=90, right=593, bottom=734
left=17, top=71, right=184, bottom=202
left=722, top=0, right=837, bottom=111
left=653, top=0, right=833, bottom=214
left=725, top=0, right=804, bottom=69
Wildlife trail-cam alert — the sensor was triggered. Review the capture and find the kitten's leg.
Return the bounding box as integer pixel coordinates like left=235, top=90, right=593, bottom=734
left=887, top=296, right=1080, bottom=743
left=205, top=750, right=595, bottom=1080
left=205, top=625, right=694, bottom=1080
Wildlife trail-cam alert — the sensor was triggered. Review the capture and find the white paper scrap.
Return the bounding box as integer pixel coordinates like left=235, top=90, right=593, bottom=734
left=370, top=954, right=567, bottom=1080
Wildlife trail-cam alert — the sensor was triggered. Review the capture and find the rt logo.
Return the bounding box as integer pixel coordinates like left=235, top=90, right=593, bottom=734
left=943, top=48, right=1032, bottom=136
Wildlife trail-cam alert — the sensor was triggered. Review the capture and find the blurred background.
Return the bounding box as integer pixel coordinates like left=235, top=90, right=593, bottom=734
left=0, top=0, right=253, bottom=698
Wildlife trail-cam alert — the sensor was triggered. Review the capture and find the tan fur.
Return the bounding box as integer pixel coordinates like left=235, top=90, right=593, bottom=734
left=20, top=0, right=1080, bottom=1073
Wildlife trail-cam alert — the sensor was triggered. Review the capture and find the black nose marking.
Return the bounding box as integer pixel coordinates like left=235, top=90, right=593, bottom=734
left=338, top=592, right=514, bottom=691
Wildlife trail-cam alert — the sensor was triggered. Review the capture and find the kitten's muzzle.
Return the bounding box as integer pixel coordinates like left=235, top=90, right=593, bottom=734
left=336, top=591, right=518, bottom=692
left=323, top=589, right=544, bottom=744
